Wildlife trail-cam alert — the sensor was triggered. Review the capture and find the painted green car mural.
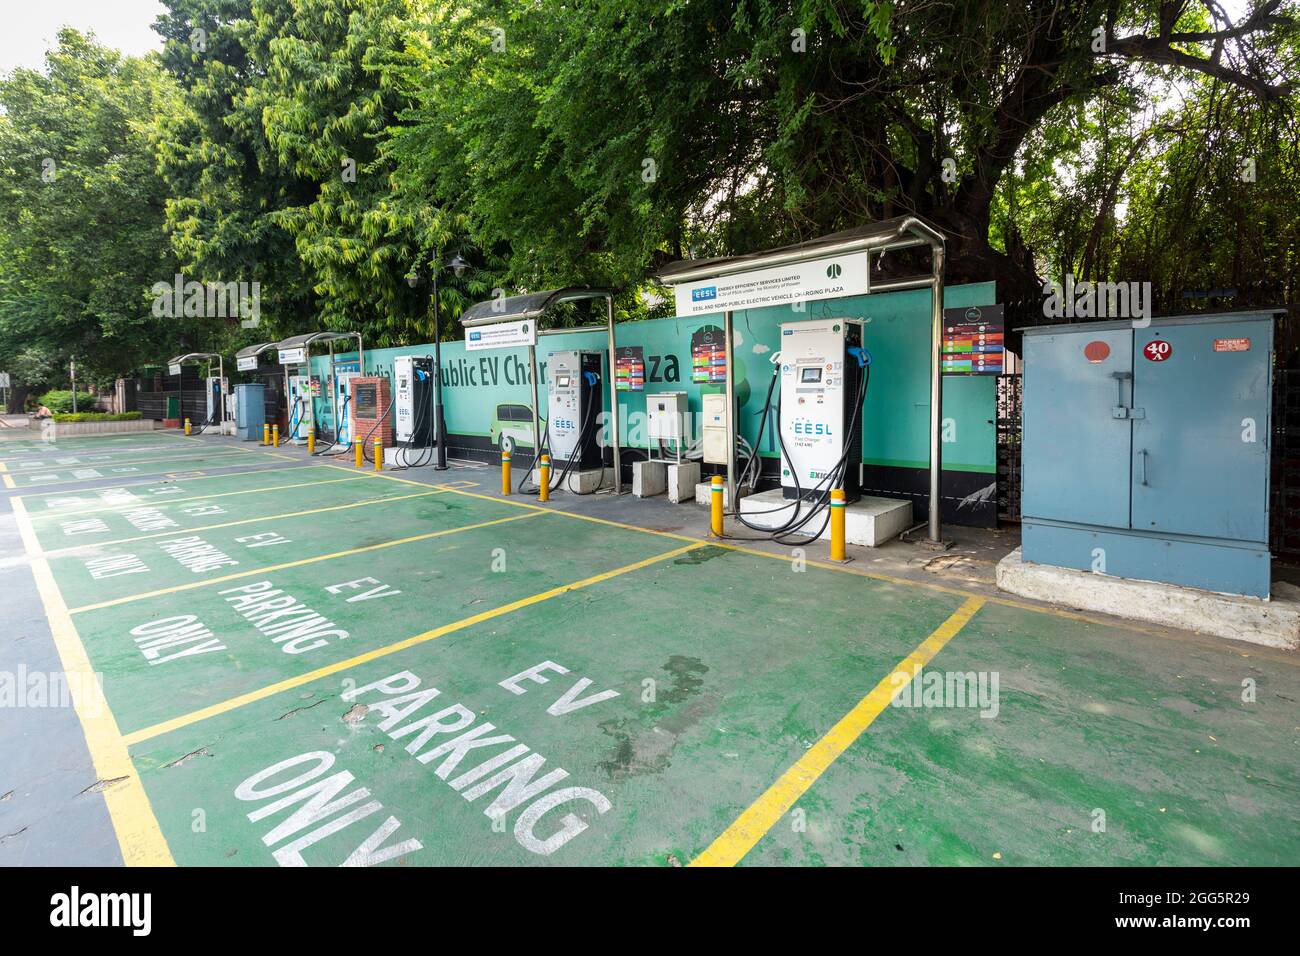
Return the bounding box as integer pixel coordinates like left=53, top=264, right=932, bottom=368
left=489, top=403, right=543, bottom=453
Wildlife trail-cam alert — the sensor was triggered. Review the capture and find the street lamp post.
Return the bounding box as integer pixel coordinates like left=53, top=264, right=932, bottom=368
left=410, top=254, right=469, bottom=471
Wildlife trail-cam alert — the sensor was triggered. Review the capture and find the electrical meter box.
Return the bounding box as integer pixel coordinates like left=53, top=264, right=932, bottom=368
left=779, top=318, right=865, bottom=502
left=547, top=350, right=604, bottom=470
left=647, top=392, right=689, bottom=443
left=701, top=393, right=729, bottom=464
left=234, top=383, right=266, bottom=441
left=1021, top=312, right=1274, bottom=598
left=394, top=356, right=435, bottom=446
left=286, top=374, right=313, bottom=443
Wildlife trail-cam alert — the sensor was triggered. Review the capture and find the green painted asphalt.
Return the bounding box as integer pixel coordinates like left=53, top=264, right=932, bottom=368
left=75, top=509, right=679, bottom=735
left=739, top=601, right=1300, bottom=867
left=6, top=448, right=286, bottom=487
left=15, top=463, right=336, bottom=514
left=28, top=470, right=402, bottom=552
left=49, top=488, right=516, bottom=609
left=126, top=544, right=970, bottom=866
left=10, top=434, right=1300, bottom=867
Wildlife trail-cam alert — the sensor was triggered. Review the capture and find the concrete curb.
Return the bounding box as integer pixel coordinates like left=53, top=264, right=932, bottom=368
left=996, top=547, right=1300, bottom=650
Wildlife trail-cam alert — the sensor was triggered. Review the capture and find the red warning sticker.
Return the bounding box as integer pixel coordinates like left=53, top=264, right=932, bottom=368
left=1214, top=337, right=1251, bottom=352
left=1084, top=340, right=1111, bottom=363
left=1143, top=340, right=1173, bottom=362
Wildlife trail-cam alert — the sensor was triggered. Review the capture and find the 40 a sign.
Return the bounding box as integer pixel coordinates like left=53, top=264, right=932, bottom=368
left=1143, top=339, right=1173, bottom=362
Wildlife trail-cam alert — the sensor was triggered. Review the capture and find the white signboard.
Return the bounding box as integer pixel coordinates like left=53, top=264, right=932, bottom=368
left=673, top=253, right=869, bottom=317
left=168, top=363, right=183, bottom=376
left=278, top=347, right=307, bottom=365
left=465, top=319, right=537, bottom=352
left=237, top=355, right=259, bottom=372
left=0, top=372, right=10, bottom=388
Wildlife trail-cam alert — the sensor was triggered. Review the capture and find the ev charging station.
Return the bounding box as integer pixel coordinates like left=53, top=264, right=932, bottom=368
left=778, top=318, right=867, bottom=502
left=167, top=352, right=230, bottom=434
left=394, top=355, right=436, bottom=448
left=275, top=331, right=365, bottom=450
left=460, top=287, right=623, bottom=496
left=655, top=216, right=949, bottom=546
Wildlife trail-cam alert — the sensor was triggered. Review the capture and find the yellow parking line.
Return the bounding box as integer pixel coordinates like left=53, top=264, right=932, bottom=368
left=26, top=473, right=369, bottom=519
left=69, top=510, right=546, bottom=614
left=40, top=489, right=445, bottom=555
left=122, top=541, right=704, bottom=746
left=690, top=596, right=986, bottom=867
left=10, top=496, right=174, bottom=866
left=2, top=473, right=13, bottom=489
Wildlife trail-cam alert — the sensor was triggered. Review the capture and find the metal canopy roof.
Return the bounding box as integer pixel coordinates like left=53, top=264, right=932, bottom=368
left=654, top=215, right=945, bottom=285
left=235, top=342, right=282, bottom=360
left=168, top=352, right=222, bottom=364
left=460, top=287, right=614, bottom=328
left=276, top=331, right=359, bottom=349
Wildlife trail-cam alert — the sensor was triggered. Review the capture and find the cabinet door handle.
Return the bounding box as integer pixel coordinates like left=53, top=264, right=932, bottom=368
left=1138, top=448, right=1148, bottom=486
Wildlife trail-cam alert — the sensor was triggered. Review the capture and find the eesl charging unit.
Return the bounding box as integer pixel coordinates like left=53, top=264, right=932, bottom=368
left=394, top=356, right=435, bottom=447
left=205, top=376, right=228, bottom=425
left=1021, top=312, right=1273, bottom=598
left=779, top=318, right=864, bottom=502
left=547, top=350, right=603, bottom=470
left=286, top=374, right=313, bottom=443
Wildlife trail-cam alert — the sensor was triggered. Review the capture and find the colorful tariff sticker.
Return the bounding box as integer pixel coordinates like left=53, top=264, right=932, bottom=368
left=615, top=346, right=645, bottom=392
left=691, top=326, right=727, bottom=384
left=1214, top=338, right=1251, bottom=353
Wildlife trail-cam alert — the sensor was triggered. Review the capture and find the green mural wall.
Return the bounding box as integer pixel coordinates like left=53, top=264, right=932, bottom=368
left=310, top=280, right=998, bottom=474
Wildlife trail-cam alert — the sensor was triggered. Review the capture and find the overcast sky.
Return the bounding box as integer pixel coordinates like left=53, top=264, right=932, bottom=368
left=1, top=1, right=165, bottom=75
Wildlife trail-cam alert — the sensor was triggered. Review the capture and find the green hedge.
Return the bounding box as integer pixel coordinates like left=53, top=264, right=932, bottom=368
left=37, top=389, right=97, bottom=414
left=52, top=411, right=143, bottom=423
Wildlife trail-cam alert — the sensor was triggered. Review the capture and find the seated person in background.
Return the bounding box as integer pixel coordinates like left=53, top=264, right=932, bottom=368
left=32, top=405, right=54, bottom=419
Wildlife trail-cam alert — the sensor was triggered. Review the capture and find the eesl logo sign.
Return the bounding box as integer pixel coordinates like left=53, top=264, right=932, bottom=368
left=692, top=286, right=718, bottom=303
left=469, top=331, right=482, bottom=341
left=793, top=418, right=832, bottom=437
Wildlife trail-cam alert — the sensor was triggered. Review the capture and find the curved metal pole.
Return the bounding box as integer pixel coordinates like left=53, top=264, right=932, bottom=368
left=928, top=241, right=946, bottom=543
left=217, top=356, right=226, bottom=427
left=529, top=344, right=541, bottom=473
left=606, top=295, right=622, bottom=494
left=724, top=309, right=736, bottom=508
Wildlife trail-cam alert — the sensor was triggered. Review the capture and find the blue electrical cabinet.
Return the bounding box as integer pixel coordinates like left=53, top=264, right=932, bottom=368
left=1021, top=312, right=1274, bottom=598
left=234, top=383, right=267, bottom=441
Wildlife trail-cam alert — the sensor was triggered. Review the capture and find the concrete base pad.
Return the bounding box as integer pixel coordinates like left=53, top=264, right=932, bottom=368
left=632, top=460, right=666, bottom=497
left=667, top=462, right=700, bottom=504
left=530, top=466, right=615, bottom=495
left=736, top=488, right=913, bottom=547
left=997, top=547, right=1300, bottom=650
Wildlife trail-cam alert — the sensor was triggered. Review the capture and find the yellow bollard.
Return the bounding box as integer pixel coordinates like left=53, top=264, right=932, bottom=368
left=501, top=451, right=512, bottom=495
left=710, top=475, right=724, bottom=537
left=373, top=437, right=383, bottom=472
left=184, top=418, right=192, bottom=436
left=538, top=455, right=551, bottom=502
left=830, top=488, right=848, bottom=561
left=307, top=426, right=315, bottom=455
left=272, top=424, right=280, bottom=448
left=355, top=436, right=363, bottom=468
left=262, top=422, right=270, bottom=446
